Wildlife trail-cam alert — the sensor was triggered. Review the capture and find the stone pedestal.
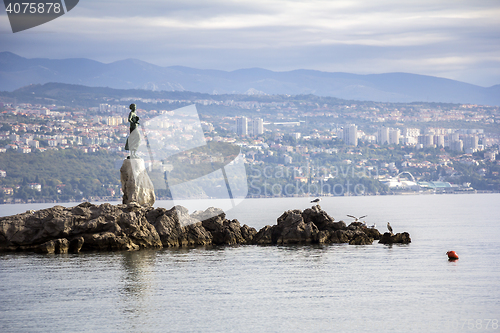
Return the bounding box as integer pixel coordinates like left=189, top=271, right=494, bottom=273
left=120, top=158, right=155, bottom=206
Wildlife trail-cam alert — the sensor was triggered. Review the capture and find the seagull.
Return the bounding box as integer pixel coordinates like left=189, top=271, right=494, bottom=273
left=347, top=214, right=367, bottom=222
left=387, top=222, right=393, bottom=234
left=369, top=223, right=376, bottom=229
left=311, top=198, right=321, bottom=203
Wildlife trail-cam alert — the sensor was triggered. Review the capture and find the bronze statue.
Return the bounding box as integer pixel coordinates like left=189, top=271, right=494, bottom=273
left=127, top=103, right=139, bottom=132
left=125, top=103, right=140, bottom=158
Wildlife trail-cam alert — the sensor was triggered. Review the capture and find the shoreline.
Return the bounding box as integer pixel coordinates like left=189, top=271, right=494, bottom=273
left=1, top=189, right=497, bottom=206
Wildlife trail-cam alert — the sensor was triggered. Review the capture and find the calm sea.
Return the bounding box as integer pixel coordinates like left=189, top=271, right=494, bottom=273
left=1, top=194, right=499, bottom=332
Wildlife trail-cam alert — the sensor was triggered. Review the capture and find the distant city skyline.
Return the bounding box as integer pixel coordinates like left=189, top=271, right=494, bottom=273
left=1, top=1, right=499, bottom=87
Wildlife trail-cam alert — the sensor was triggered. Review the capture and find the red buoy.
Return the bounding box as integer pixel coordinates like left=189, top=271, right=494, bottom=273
left=447, top=251, right=459, bottom=260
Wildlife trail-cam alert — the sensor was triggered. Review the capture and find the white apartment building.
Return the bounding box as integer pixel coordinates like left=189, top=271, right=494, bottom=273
left=389, top=129, right=401, bottom=145
left=252, top=118, right=264, bottom=136
left=236, top=117, right=248, bottom=136
left=343, top=124, right=358, bottom=146
left=377, top=127, right=389, bottom=145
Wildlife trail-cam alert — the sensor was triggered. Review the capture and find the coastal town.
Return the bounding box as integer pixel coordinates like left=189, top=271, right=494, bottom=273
left=1, top=88, right=499, bottom=203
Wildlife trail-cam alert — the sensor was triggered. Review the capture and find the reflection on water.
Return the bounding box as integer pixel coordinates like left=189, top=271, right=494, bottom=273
left=119, top=250, right=157, bottom=329
left=1, top=194, right=500, bottom=332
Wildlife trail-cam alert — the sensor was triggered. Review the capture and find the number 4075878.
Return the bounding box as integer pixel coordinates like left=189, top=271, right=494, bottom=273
left=5, top=2, right=62, bottom=14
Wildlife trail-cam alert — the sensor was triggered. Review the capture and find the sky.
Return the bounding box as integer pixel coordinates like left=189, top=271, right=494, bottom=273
left=1, top=0, right=500, bottom=87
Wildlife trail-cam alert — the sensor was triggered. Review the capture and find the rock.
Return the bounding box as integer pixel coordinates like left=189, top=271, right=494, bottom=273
left=249, top=206, right=391, bottom=246
left=333, top=230, right=350, bottom=243
left=318, top=230, right=330, bottom=243
left=33, top=239, right=69, bottom=254
left=331, top=221, right=347, bottom=231
left=302, top=205, right=336, bottom=230
left=0, top=202, right=162, bottom=253
left=192, top=207, right=225, bottom=225
left=253, top=210, right=325, bottom=245
left=180, top=223, right=213, bottom=247
left=147, top=206, right=256, bottom=247
left=120, top=158, right=155, bottom=206
left=69, top=237, right=84, bottom=253
left=348, top=222, right=365, bottom=230
left=149, top=207, right=212, bottom=247
left=36, top=240, right=55, bottom=254
left=83, top=232, right=138, bottom=251
left=55, top=238, right=69, bottom=253
left=200, top=211, right=256, bottom=245
left=252, top=225, right=275, bottom=245
left=278, top=220, right=319, bottom=244
left=349, top=234, right=374, bottom=245
left=240, top=224, right=257, bottom=243
left=275, top=210, right=319, bottom=244
left=379, top=232, right=412, bottom=244
left=364, top=227, right=381, bottom=240
left=200, top=210, right=226, bottom=236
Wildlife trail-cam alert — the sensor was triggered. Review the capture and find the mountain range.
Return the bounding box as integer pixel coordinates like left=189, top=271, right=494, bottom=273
left=1, top=51, right=499, bottom=106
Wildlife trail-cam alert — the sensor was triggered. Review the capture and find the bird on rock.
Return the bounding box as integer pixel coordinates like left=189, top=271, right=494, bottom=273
left=387, top=222, right=393, bottom=235
left=347, top=214, right=367, bottom=222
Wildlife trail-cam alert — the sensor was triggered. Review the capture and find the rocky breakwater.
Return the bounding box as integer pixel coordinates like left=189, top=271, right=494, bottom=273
left=253, top=205, right=410, bottom=246
left=0, top=203, right=410, bottom=254
left=0, top=202, right=256, bottom=254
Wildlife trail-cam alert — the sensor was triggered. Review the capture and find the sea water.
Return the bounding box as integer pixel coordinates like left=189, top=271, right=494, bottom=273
left=1, top=194, right=499, bottom=332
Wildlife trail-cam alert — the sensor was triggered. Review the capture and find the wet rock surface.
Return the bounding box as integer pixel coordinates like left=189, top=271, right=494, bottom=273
left=0, top=203, right=409, bottom=253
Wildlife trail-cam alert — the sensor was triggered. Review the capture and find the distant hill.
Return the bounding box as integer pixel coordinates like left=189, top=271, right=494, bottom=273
left=1, top=52, right=499, bottom=106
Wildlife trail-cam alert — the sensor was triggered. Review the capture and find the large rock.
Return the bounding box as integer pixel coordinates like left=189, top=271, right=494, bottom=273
left=0, top=203, right=257, bottom=253
left=252, top=225, right=275, bottom=245
left=349, top=234, right=374, bottom=245
left=250, top=205, right=399, bottom=246
left=0, top=202, right=162, bottom=252
left=276, top=210, right=319, bottom=244
left=364, top=227, right=382, bottom=240
left=379, top=232, right=411, bottom=244
left=147, top=206, right=213, bottom=247
left=195, top=208, right=256, bottom=245
left=302, top=205, right=337, bottom=230
left=120, top=158, right=155, bottom=206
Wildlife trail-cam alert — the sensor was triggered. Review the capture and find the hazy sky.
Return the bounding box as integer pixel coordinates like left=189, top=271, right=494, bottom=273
left=1, top=0, right=499, bottom=86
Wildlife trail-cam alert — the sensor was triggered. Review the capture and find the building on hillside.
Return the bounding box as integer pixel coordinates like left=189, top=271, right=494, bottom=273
left=464, top=135, right=479, bottom=153
left=252, top=118, right=264, bottom=136
left=418, top=134, right=434, bottom=148
left=402, top=128, right=420, bottom=137
left=236, top=117, right=248, bottom=136
left=377, top=127, right=389, bottom=145
left=450, top=140, right=463, bottom=152
left=389, top=128, right=401, bottom=145
left=484, top=151, right=496, bottom=161
left=434, top=135, right=445, bottom=148
left=343, top=124, right=358, bottom=146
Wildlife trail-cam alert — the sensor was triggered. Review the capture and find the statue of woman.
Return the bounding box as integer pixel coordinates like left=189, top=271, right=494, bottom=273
left=125, top=103, right=140, bottom=158
left=127, top=103, right=139, bottom=132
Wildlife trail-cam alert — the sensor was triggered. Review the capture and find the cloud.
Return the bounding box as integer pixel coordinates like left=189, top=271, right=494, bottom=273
left=0, top=0, right=499, bottom=86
